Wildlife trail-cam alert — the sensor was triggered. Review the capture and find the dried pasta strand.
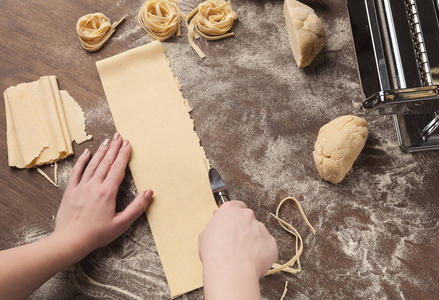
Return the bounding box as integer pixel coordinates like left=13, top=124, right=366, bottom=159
left=138, top=0, right=186, bottom=41
left=186, top=0, right=238, bottom=58
left=266, top=197, right=315, bottom=276
left=54, top=162, right=58, bottom=186
left=280, top=281, right=288, bottom=300
left=77, top=13, right=124, bottom=52
left=36, top=164, right=59, bottom=188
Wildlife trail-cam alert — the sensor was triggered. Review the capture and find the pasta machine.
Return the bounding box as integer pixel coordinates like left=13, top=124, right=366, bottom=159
left=347, top=0, right=439, bottom=151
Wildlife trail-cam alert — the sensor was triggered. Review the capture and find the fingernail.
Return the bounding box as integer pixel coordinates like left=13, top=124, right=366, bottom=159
left=102, top=139, right=110, bottom=146
left=82, top=148, right=89, bottom=155
left=123, top=140, right=130, bottom=147
left=113, top=132, right=120, bottom=140
left=144, top=189, right=154, bottom=200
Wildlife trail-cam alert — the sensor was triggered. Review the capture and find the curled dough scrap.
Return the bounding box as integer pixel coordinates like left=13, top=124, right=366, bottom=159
left=76, top=13, right=124, bottom=52
left=265, top=197, right=316, bottom=276
left=138, top=0, right=187, bottom=41
left=187, top=0, right=238, bottom=58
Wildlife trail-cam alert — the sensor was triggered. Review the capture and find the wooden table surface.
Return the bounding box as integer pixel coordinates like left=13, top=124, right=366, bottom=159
left=1, top=0, right=439, bottom=299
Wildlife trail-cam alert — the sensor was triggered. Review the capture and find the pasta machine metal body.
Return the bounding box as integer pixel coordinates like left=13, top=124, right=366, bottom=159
left=348, top=0, right=439, bottom=152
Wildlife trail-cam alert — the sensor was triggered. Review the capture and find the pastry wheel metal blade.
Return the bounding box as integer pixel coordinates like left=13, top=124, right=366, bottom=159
left=208, top=168, right=230, bottom=207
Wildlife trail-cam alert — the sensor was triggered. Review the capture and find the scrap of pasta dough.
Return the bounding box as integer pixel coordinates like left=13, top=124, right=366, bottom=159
left=61, top=90, right=92, bottom=144
left=4, top=76, right=92, bottom=169
left=313, top=115, right=368, bottom=184
left=266, top=197, right=315, bottom=276
left=284, top=0, right=325, bottom=67
left=76, top=13, right=124, bottom=52
left=280, top=281, right=288, bottom=300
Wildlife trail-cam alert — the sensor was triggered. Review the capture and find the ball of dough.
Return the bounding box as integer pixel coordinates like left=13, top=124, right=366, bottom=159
left=283, top=0, right=326, bottom=67
left=313, top=115, right=368, bottom=184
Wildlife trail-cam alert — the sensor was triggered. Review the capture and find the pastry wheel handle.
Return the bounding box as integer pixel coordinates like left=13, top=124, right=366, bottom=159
left=214, top=189, right=230, bottom=207
left=209, top=168, right=230, bottom=207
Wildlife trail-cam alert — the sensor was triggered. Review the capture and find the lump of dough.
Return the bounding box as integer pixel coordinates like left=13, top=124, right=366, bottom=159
left=283, top=0, right=326, bottom=67
left=313, top=115, right=368, bottom=184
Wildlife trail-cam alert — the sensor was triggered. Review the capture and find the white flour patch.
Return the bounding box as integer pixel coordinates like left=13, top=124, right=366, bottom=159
left=112, top=3, right=144, bottom=44
left=113, top=24, right=142, bottom=41
left=331, top=204, right=437, bottom=299
left=75, top=267, right=143, bottom=300
left=326, top=17, right=352, bottom=52
left=72, top=220, right=169, bottom=298
left=85, top=97, right=116, bottom=131
left=56, top=160, right=74, bottom=191
left=126, top=178, right=138, bottom=197
left=29, top=219, right=170, bottom=299
left=14, top=226, right=51, bottom=246
left=274, top=125, right=438, bottom=299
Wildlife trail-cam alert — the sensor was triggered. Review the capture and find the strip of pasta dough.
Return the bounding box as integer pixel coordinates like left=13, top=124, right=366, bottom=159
left=280, top=281, right=288, bottom=300
left=96, top=41, right=217, bottom=298
left=36, top=164, right=59, bottom=188
left=266, top=197, right=316, bottom=275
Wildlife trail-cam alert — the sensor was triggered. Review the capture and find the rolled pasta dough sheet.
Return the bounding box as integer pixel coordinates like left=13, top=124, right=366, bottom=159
left=96, top=41, right=217, bottom=298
